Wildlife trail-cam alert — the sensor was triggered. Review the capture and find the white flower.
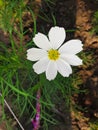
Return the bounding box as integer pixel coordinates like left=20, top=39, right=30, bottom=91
left=27, top=26, right=83, bottom=81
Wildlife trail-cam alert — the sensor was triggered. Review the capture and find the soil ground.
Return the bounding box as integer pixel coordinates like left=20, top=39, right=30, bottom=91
left=0, top=0, right=98, bottom=130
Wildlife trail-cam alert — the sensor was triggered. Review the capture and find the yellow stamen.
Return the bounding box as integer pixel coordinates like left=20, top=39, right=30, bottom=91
left=48, top=49, right=60, bottom=61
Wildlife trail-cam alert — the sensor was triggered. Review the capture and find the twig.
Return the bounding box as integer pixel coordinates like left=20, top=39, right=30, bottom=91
left=0, top=93, right=25, bottom=130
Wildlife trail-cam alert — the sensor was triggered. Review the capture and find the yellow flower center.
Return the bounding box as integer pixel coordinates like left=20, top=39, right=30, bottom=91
left=48, top=49, right=60, bottom=61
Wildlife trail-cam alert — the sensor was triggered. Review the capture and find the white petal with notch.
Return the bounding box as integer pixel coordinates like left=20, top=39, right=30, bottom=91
left=27, top=48, right=47, bottom=61
left=59, top=40, right=83, bottom=54
left=48, top=26, right=66, bottom=49
left=33, top=33, right=51, bottom=50
left=46, top=61, right=57, bottom=80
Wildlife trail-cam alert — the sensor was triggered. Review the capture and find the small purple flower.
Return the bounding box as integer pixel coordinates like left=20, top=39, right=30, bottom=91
left=32, top=89, right=41, bottom=130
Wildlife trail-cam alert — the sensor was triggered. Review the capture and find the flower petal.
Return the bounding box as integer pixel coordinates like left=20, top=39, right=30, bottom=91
left=33, top=57, right=49, bottom=74
left=33, top=33, right=51, bottom=50
left=48, top=26, right=66, bottom=49
left=59, top=40, right=83, bottom=54
left=46, top=61, right=57, bottom=80
left=61, top=54, right=82, bottom=66
left=27, top=48, right=47, bottom=61
left=56, top=59, right=72, bottom=77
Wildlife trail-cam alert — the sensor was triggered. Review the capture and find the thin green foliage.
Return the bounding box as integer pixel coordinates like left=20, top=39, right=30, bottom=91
left=89, top=119, right=98, bottom=130
left=29, top=8, right=37, bottom=36
left=92, top=11, right=98, bottom=34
